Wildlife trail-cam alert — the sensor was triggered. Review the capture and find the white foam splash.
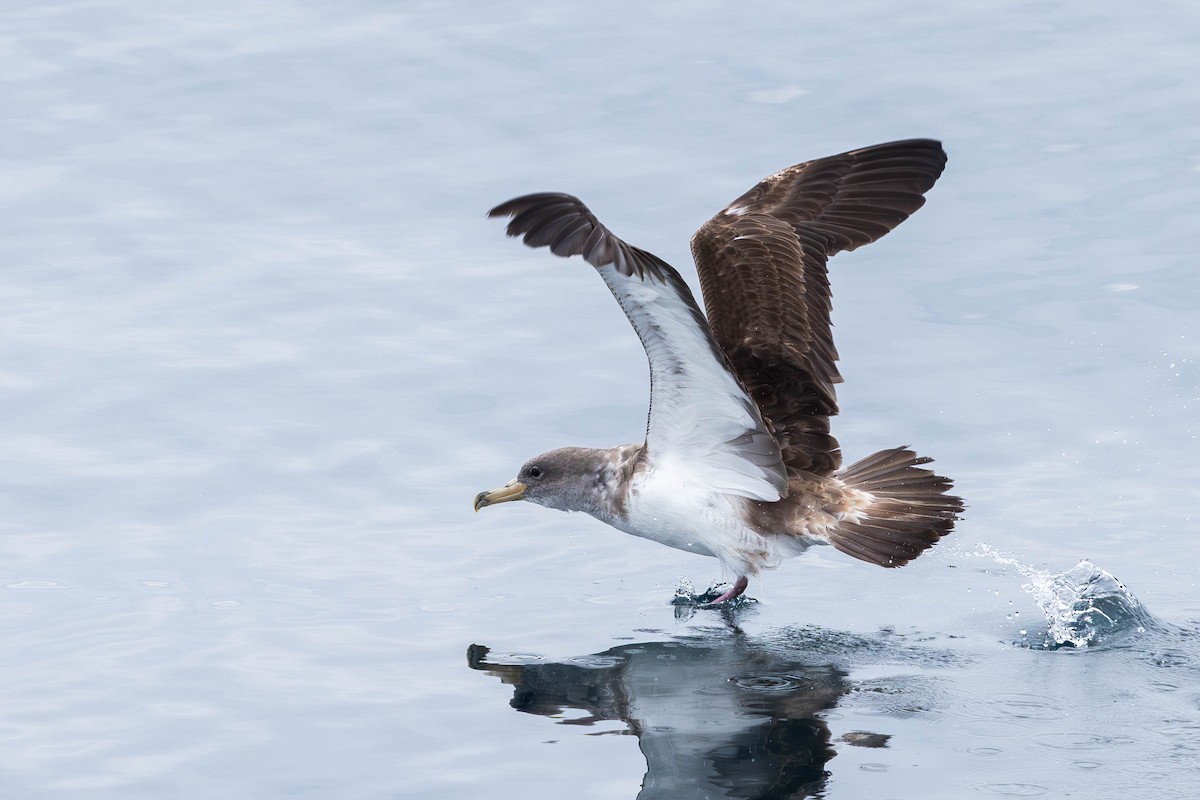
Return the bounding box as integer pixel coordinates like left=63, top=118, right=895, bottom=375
left=972, top=544, right=1150, bottom=648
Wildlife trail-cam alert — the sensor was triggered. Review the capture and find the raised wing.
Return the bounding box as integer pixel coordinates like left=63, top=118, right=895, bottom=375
left=489, top=193, right=787, bottom=502
left=690, top=139, right=947, bottom=476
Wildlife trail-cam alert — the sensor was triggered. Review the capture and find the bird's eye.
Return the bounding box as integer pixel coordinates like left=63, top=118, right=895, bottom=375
left=528, top=466, right=543, bottom=479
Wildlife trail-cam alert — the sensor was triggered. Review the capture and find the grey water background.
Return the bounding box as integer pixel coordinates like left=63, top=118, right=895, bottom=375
left=3, top=0, right=1199, bottom=797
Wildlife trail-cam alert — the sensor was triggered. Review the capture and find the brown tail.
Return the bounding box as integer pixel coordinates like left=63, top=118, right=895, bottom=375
left=830, top=447, right=964, bottom=568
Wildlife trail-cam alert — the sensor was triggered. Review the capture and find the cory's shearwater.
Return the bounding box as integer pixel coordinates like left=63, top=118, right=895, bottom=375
left=474, top=139, right=964, bottom=604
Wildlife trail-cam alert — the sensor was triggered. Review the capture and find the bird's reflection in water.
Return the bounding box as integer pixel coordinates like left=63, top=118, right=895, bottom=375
left=468, top=629, right=910, bottom=799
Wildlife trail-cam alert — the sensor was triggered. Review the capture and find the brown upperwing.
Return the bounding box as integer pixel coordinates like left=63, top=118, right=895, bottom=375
left=689, top=139, right=948, bottom=476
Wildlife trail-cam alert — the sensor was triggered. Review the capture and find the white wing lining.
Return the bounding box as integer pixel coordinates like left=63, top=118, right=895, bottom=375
left=596, top=264, right=785, bottom=501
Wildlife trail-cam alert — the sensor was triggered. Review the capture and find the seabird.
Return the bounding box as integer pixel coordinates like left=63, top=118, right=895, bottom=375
left=474, top=139, right=963, bottom=604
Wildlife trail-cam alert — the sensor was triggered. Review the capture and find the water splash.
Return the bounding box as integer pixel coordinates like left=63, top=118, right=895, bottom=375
left=973, top=545, right=1157, bottom=649
left=671, top=578, right=756, bottom=618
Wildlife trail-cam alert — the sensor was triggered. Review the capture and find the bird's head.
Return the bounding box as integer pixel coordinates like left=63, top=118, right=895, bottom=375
left=474, top=447, right=612, bottom=514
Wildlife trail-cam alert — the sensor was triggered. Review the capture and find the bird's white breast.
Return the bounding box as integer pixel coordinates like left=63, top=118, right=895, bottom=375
left=611, top=462, right=768, bottom=572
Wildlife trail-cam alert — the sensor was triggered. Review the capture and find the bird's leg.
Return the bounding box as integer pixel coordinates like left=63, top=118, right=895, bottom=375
left=707, top=575, right=748, bottom=605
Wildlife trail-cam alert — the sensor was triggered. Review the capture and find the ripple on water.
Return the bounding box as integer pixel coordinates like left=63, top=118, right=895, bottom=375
left=729, top=674, right=811, bottom=692
left=562, top=655, right=624, bottom=668
left=967, top=746, right=1005, bottom=756
left=1031, top=732, right=1135, bottom=750
left=474, top=651, right=545, bottom=665
left=978, top=783, right=1050, bottom=797
left=958, top=692, right=1068, bottom=722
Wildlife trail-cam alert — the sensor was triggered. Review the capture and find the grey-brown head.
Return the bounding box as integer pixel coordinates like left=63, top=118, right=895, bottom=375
left=474, top=447, right=617, bottom=515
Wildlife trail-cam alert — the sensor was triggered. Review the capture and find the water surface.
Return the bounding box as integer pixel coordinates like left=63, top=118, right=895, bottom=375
left=2, top=0, right=1198, bottom=797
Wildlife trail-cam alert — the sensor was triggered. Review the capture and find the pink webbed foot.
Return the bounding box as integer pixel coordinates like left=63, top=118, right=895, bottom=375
left=706, top=575, right=748, bottom=606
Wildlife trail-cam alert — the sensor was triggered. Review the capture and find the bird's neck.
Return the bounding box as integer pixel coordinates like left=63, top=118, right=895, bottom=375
left=575, top=443, right=644, bottom=523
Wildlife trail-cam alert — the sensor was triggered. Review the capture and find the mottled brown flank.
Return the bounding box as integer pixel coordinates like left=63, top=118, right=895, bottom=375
left=742, top=447, right=963, bottom=568
left=742, top=476, right=866, bottom=537
left=691, top=139, right=947, bottom=476
left=601, top=443, right=645, bottom=519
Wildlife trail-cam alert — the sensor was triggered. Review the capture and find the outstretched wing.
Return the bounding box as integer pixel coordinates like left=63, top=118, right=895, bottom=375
left=690, top=139, right=948, bottom=476
left=489, top=193, right=787, bottom=502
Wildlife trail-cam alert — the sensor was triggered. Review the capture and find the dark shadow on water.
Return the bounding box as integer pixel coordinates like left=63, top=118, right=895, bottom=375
left=468, top=627, right=961, bottom=799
